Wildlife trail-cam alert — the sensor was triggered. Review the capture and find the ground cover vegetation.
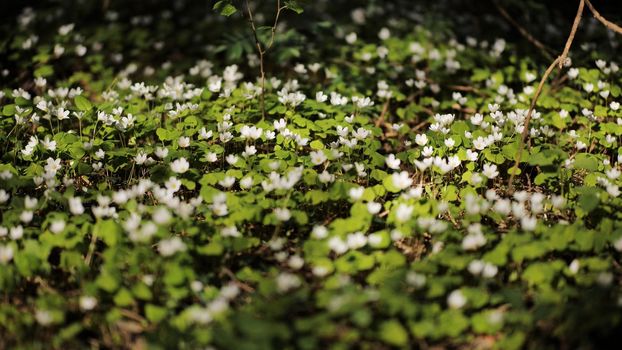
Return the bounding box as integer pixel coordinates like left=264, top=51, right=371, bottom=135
left=1, top=0, right=622, bottom=348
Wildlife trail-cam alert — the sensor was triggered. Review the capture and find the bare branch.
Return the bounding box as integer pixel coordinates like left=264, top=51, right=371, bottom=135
left=585, top=0, right=622, bottom=34
left=509, top=0, right=585, bottom=192
left=559, top=0, right=585, bottom=69
left=492, top=0, right=554, bottom=60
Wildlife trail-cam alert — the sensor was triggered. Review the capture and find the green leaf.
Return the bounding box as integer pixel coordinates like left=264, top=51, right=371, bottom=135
left=578, top=191, right=599, bottom=213
left=522, top=262, right=557, bottom=286
left=34, top=65, right=54, bottom=78
left=145, top=304, right=168, bottom=323
left=310, top=140, right=324, bottom=150
left=379, top=320, right=408, bottom=346
left=438, top=310, right=469, bottom=337
left=573, top=153, right=599, bottom=171
left=94, top=220, right=122, bottom=246
left=214, top=1, right=237, bottom=16
left=284, top=0, right=304, bottom=14
left=74, top=95, right=92, bottom=111
left=113, top=288, right=134, bottom=307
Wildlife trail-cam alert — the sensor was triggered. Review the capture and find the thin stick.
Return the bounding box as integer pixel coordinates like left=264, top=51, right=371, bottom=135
left=493, top=0, right=554, bottom=60
left=585, top=0, right=622, bottom=34
left=266, top=1, right=285, bottom=50
left=558, top=0, right=585, bottom=68
left=244, top=0, right=285, bottom=120
left=508, top=0, right=584, bottom=192
left=245, top=0, right=266, bottom=119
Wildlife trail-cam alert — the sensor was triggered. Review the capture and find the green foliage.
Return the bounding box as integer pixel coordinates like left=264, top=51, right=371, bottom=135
left=0, top=1, right=621, bottom=349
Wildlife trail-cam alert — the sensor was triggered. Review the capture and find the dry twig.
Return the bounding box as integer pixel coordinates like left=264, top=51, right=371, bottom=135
left=509, top=0, right=622, bottom=192
left=245, top=0, right=286, bottom=119
left=585, top=0, right=622, bottom=34
left=508, top=0, right=584, bottom=192
left=492, top=0, right=555, bottom=60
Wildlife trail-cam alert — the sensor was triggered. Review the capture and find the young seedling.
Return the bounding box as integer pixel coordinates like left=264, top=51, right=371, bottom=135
left=214, top=0, right=304, bottom=119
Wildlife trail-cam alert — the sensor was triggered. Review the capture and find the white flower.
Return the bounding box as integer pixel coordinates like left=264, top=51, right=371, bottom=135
left=482, top=163, right=499, bottom=179
left=444, top=138, right=455, bottom=148
left=465, top=149, right=478, bottom=162
left=351, top=7, right=366, bottom=24
left=35, top=309, right=54, bottom=326
left=375, top=27, right=390, bottom=40
left=226, top=154, right=239, bottom=165
left=551, top=195, right=565, bottom=209
left=158, top=237, right=186, bottom=256
left=218, top=176, right=235, bottom=188
left=559, top=109, right=568, bottom=119
left=395, top=204, right=414, bottom=223
left=178, top=136, right=191, bottom=148
left=468, top=260, right=484, bottom=275
left=520, top=216, right=537, bottom=231
left=462, top=232, right=486, bottom=250
left=242, top=145, right=257, bottom=157
left=56, top=107, right=70, bottom=120
left=569, top=259, right=580, bottom=274
left=240, top=177, right=253, bottom=189
left=274, top=118, right=287, bottom=131
left=20, top=210, right=33, bottom=223
left=69, top=197, right=84, bottom=215
left=345, top=32, right=357, bottom=44
left=422, top=146, right=433, bottom=157
left=406, top=272, right=426, bottom=288
left=49, top=220, right=66, bottom=234
left=220, top=225, right=240, bottom=238
left=348, top=187, right=365, bottom=201
left=611, top=101, right=620, bottom=111
left=346, top=232, right=368, bottom=249
left=315, top=91, right=328, bottom=103
left=391, top=171, right=413, bottom=190
left=288, top=255, right=304, bottom=270
left=415, top=134, right=428, bottom=146
left=353, top=96, right=374, bottom=108
left=368, top=233, right=382, bottom=246
left=274, top=208, right=291, bottom=221
left=41, top=136, right=56, bottom=151
left=240, top=125, right=263, bottom=139
left=75, top=44, right=87, bottom=56
left=367, top=201, right=382, bottom=215
left=276, top=272, right=301, bottom=293
left=607, top=184, right=620, bottom=197
left=10, top=225, right=24, bottom=240
left=0, top=189, right=9, bottom=204
left=385, top=154, right=401, bottom=170
left=0, top=245, right=13, bottom=264
left=319, top=170, right=335, bottom=183
left=197, top=127, right=213, bottom=140
left=135, top=152, right=148, bottom=164
left=25, top=196, right=38, bottom=209
left=170, top=158, right=190, bottom=174
left=447, top=289, right=467, bottom=309
left=312, top=225, right=328, bottom=239
left=155, top=147, right=169, bottom=159
left=482, top=263, right=498, bottom=278
left=80, top=296, right=98, bottom=311
left=206, top=152, right=218, bottom=162
left=607, top=168, right=621, bottom=180
left=153, top=207, right=172, bottom=225
left=328, top=236, right=348, bottom=254
left=310, top=150, right=327, bottom=165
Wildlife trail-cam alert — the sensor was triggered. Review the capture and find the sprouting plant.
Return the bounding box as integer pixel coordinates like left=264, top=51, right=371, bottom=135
left=213, top=0, right=304, bottom=119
